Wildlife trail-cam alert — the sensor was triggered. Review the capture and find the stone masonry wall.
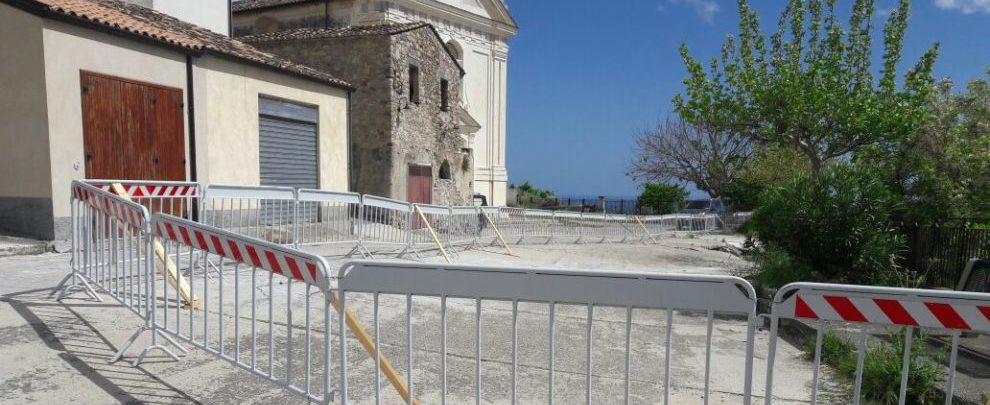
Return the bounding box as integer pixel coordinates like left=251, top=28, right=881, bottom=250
left=246, top=25, right=471, bottom=205
left=389, top=27, right=471, bottom=206
left=248, top=35, right=395, bottom=197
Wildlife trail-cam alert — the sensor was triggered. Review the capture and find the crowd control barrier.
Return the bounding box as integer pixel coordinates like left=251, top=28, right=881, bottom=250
left=295, top=189, right=363, bottom=254
left=335, top=261, right=759, bottom=405
left=200, top=184, right=297, bottom=245
left=58, top=181, right=990, bottom=404
left=764, top=283, right=990, bottom=405
left=152, top=213, right=336, bottom=403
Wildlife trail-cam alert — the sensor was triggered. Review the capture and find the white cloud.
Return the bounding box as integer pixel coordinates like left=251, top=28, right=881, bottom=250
left=875, top=7, right=893, bottom=17
left=667, top=0, right=721, bottom=23
left=934, top=0, right=990, bottom=14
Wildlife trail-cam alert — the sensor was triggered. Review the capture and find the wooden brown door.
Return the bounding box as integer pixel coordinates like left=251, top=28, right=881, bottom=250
left=408, top=164, right=432, bottom=229
left=81, top=71, right=185, bottom=181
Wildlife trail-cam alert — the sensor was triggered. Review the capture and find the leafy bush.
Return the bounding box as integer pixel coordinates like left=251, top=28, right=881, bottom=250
left=750, top=164, right=906, bottom=287
left=803, top=331, right=945, bottom=404
left=636, top=183, right=688, bottom=214
left=750, top=246, right=816, bottom=294
left=838, top=334, right=945, bottom=404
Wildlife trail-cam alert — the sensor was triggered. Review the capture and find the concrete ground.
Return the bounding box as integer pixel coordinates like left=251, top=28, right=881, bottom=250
left=0, top=234, right=49, bottom=258
left=0, top=235, right=846, bottom=404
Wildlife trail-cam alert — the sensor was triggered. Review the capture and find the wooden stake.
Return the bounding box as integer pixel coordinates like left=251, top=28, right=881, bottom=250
left=633, top=215, right=659, bottom=245
left=111, top=183, right=199, bottom=309
left=331, top=292, right=421, bottom=405
left=483, top=212, right=515, bottom=256
left=414, top=205, right=452, bottom=264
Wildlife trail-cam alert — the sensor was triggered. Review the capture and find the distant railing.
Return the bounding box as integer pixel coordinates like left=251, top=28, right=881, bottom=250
left=902, top=220, right=990, bottom=289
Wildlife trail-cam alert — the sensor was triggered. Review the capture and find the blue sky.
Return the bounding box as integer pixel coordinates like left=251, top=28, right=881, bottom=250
left=504, top=0, right=990, bottom=199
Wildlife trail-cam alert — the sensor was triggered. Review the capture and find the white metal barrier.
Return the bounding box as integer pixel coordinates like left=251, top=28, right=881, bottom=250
left=447, top=206, right=483, bottom=250
left=152, top=214, right=336, bottom=403
left=335, top=261, right=759, bottom=405
left=765, top=283, right=990, bottom=405
left=200, top=184, right=297, bottom=245
left=359, top=194, right=414, bottom=257
left=296, top=189, right=363, bottom=256
left=87, top=179, right=201, bottom=219
left=57, top=181, right=188, bottom=364
left=60, top=182, right=990, bottom=404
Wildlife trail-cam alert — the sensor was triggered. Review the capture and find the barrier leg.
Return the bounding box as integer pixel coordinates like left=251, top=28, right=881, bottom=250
left=54, top=272, right=102, bottom=302
left=109, top=325, right=184, bottom=366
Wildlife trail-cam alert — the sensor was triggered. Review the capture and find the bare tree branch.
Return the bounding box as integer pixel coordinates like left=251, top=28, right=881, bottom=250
left=627, top=117, right=754, bottom=197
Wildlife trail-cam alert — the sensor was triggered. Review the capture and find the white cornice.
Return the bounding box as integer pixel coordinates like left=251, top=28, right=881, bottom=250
left=395, top=0, right=517, bottom=38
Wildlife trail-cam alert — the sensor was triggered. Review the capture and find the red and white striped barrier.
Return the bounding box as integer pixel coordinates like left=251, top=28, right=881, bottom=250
left=765, top=282, right=990, bottom=405
left=153, top=214, right=331, bottom=292
left=72, top=181, right=148, bottom=230
left=90, top=181, right=200, bottom=198
left=777, top=283, right=990, bottom=333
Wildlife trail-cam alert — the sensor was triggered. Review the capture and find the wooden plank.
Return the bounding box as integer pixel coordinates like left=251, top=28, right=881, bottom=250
left=331, top=292, right=421, bottom=405
left=414, top=205, right=452, bottom=264
left=112, top=183, right=199, bottom=309
left=634, top=215, right=659, bottom=245
left=483, top=211, right=515, bottom=256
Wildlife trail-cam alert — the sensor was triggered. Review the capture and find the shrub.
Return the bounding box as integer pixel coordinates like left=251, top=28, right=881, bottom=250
left=802, top=331, right=945, bottom=404
left=636, top=183, right=688, bottom=214
left=837, top=334, right=945, bottom=404
left=750, top=164, right=906, bottom=287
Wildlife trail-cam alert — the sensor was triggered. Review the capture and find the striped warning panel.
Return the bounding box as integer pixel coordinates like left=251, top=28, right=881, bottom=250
left=779, top=284, right=990, bottom=332
left=92, top=182, right=199, bottom=198
left=152, top=214, right=330, bottom=291
left=73, top=182, right=147, bottom=230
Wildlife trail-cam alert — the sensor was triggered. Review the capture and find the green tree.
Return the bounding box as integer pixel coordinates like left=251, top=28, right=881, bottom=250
left=723, top=145, right=810, bottom=210
left=637, top=183, right=689, bottom=214
left=860, top=71, right=990, bottom=223
left=674, top=0, right=939, bottom=174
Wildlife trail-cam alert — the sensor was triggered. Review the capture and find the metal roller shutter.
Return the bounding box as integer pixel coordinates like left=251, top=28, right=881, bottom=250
left=259, top=98, right=319, bottom=225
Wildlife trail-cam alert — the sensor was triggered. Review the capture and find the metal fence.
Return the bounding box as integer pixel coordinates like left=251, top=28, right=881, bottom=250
left=57, top=181, right=990, bottom=404
left=902, top=222, right=990, bottom=289
left=58, top=181, right=990, bottom=404
left=335, top=261, right=759, bottom=405
left=765, top=282, right=990, bottom=405
left=152, top=214, right=335, bottom=403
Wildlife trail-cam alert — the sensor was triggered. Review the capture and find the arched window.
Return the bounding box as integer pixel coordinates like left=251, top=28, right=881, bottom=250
left=445, top=40, right=463, bottom=66
left=439, top=160, right=452, bottom=180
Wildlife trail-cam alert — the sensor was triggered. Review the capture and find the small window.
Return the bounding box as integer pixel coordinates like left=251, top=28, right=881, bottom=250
left=439, top=160, right=452, bottom=179
left=440, top=79, right=450, bottom=111
left=408, top=65, right=420, bottom=104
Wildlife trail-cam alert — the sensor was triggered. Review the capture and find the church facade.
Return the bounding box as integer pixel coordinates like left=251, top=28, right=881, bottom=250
left=232, top=0, right=517, bottom=205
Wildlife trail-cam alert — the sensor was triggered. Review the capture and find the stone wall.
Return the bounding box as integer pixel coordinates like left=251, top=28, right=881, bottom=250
left=246, top=25, right=472, bottom=205
left=248, top=34, right=395, bottom=197
left=388, top=26, right=471, bottom=206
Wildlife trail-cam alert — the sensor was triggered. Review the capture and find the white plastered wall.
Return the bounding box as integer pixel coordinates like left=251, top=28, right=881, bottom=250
left=0, top=4, right=50, bottom=199
left=41, top=19, right=190, bottom=218
left=194, top=55, right=349, bottom=192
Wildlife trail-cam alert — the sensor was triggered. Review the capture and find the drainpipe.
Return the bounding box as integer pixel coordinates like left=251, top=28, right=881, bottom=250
left=228, top=0, right=233, bottom=37
left=186, top=55, right=199, bottom=220
left=185, top=55, right=197, bottom=182
left=346, top=90, right=353, bottom=191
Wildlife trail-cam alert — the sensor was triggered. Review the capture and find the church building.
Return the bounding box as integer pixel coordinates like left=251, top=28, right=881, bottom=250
left=232, top=0, right=517, bottom=205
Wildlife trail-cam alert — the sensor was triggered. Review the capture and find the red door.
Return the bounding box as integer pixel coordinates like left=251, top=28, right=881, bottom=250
left=408, top=164, right=432, bottom=229
left=81, top=71, right=186, bottom=182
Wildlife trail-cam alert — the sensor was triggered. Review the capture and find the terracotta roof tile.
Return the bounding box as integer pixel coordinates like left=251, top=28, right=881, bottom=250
left=231, top=0, right=314, bottom=13
left=9, top=0, right=351, bottom=89
left=240, top=22, right=430, bottom=42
